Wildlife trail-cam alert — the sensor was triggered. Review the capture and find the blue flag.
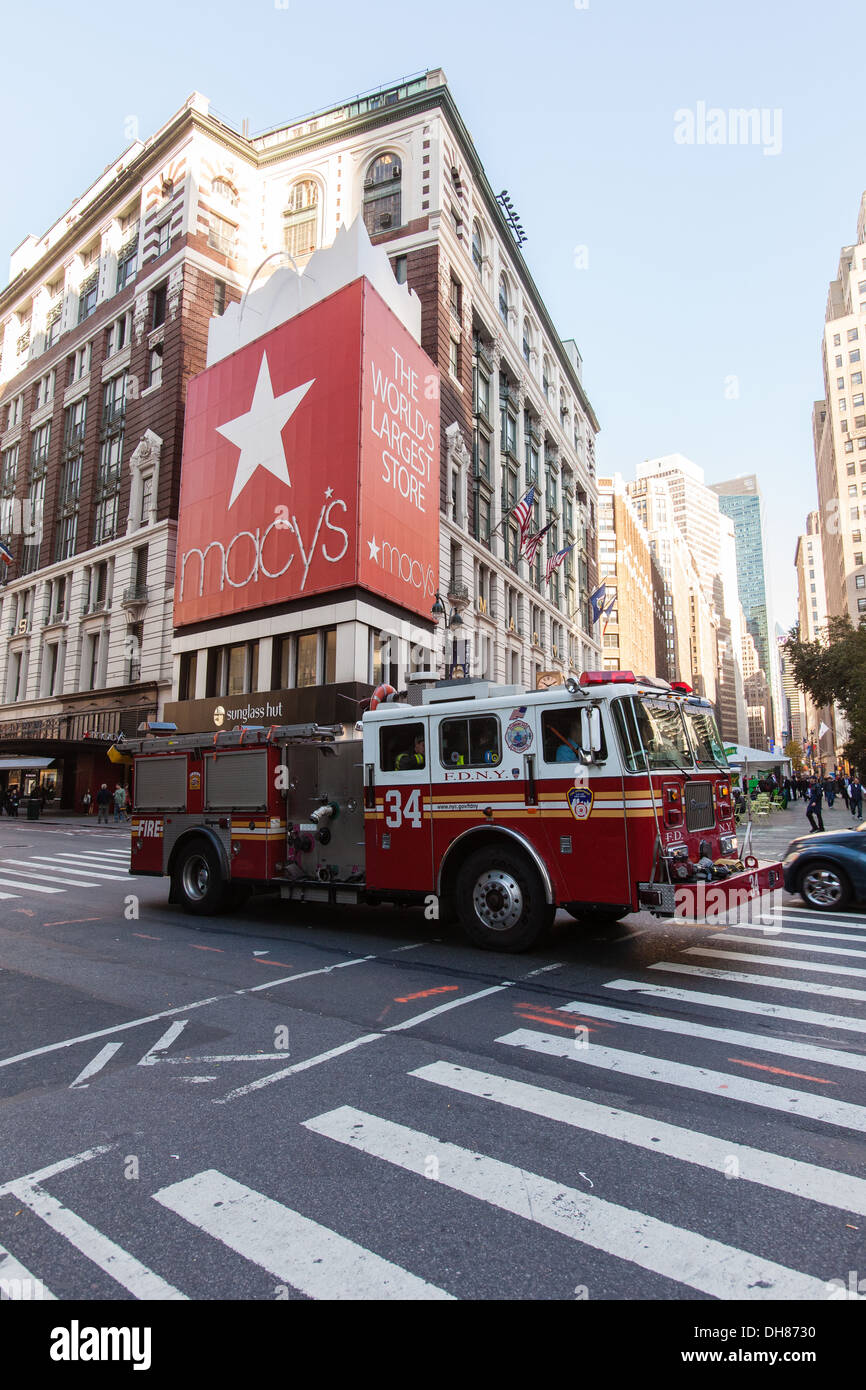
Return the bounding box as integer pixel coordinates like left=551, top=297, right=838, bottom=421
left=590, top=584, right=607, bottom=625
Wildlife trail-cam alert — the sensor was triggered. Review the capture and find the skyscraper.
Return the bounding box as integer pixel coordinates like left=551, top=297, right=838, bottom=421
left=813, top=191, right=866, bottom=627
left=711, top=474, right=782, bottom=743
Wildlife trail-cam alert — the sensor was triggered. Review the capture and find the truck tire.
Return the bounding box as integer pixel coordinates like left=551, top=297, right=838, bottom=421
left=455, top=848, right=552, bottom=952
left=174, top=839, right=230, bottom=916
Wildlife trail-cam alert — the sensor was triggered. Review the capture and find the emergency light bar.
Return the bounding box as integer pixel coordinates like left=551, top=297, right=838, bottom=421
left=579, top=670, right=636, bottom=686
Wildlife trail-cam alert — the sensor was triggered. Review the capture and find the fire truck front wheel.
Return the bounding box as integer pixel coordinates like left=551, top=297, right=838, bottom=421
left=174, top=839, right=231, bottom=915
left=456, top=849, right=553, bottom=952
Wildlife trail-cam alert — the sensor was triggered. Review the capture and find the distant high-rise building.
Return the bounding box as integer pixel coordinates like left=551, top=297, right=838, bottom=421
left=711, top=473, right=782, bottom=743
left=813, top=190, right=866, bottom=627
left=794, top=511, right=842, bottom=767
left=597, top=474, right=666, bottom=678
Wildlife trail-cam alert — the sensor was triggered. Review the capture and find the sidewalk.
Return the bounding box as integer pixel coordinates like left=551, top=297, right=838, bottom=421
left=741, top=796, right=861, bottom=860
left=0, top=812, right=130, bottom=827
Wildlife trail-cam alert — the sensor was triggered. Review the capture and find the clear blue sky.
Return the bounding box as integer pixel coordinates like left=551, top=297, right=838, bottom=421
left=3, top=0, right=862, bottom=626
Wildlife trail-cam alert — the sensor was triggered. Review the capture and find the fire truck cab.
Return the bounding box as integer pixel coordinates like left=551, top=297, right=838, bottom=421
left=128, top=671, right=781, bottom=952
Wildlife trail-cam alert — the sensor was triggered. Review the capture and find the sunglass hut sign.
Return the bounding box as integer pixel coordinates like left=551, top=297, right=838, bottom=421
left=174, top=278, right=440, bottom=626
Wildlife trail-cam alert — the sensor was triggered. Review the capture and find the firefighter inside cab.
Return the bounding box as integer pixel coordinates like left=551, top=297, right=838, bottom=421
left=126, top=672, right=782, bottom=953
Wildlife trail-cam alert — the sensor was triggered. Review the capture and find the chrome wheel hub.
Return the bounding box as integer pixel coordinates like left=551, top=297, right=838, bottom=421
left=802, top=867, right=843, bottom=906
left=472, top=869, right=523, bottom=931
left=182, top=854, right=210, bottom=902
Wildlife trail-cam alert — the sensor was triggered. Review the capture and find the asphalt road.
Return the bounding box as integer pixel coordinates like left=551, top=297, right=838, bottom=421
left=1, top=813, right=865, bottom=1311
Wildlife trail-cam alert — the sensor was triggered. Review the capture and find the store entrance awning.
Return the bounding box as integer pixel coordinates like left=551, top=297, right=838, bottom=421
left=0, top=757, right=56, bottom=770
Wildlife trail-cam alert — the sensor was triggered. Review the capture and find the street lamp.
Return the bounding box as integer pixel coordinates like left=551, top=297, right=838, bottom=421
left=431, top=591, right=466, bottom=678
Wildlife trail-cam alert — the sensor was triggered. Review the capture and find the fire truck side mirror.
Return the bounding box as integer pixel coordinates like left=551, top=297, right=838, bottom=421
left=581, top=707, right=603, bottom=759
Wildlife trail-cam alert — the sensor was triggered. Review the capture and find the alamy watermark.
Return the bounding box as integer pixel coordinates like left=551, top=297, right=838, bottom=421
left=674, top=103, right=782, bottom=157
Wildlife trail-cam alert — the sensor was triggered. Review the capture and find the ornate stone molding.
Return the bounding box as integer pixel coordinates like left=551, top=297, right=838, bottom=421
left=168, top=266, right=184, bottom=320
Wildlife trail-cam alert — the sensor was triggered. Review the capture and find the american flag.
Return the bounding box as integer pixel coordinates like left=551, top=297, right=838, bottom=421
left=511, top=485, right=535, bottom=544
left=0, top=540, right=12, bottom=567
left=521, top=517, right=555, bottom=565
left=545, top=541, right=575, bottom=583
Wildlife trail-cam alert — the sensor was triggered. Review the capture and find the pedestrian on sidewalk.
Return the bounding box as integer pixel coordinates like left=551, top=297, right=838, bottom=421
left=850, top=776, right=863, bottom=821
left=806, top=778, right=825, bottom=834
left=837, top=774, right=849, bottom=809
left=823, top=774, right=836, bottom=808
left=82, top=789, right=92, bottom=816
left=113, top=784, right=127, bottom=823
left=96, top=783, right=112, bottom=825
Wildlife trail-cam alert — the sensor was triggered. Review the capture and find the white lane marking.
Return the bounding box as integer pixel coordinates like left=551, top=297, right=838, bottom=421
left=523, top=963, right=565, bottom=977
left=24, top=857, right=134, bottom=882
left=0, top=1146, right=113, bottom=1199
left=217, top=983, right=513, bottom=1103
left=651, top=961, right=866, bottom=1005
left=153, top=1170, right=453, bottom=1301
left=70, top=1043, right=123, bottom=1088
left=686, top=947, right=866, bottom=980
left=557, top=997, right=866, bottom=1075
left=139, top=1021, right=188, bottom=1066
left=780, top=905, right=866, bottom=922
left=497, top=1030, right=866, bottom=1134
left=0, top=956, right=375, bottom=1072
left=304, top=1106, right=829, bottom=1300
left=6, top=1183, right=186, bottom=1300
left=0, top=877, right=62, bottom=894
left=714, top=928, right=866, bottom=950
left=0, top=1248, right=56, bottom=1299
left=0, top=863, right=101, bottom=888
left=413, top=1060, right=866, bottom=1217
left=606, top=978, right=866, bottom=1035
left=0, top=892, right=18, bottom=900
left=54, top=852, right=131, bottom=864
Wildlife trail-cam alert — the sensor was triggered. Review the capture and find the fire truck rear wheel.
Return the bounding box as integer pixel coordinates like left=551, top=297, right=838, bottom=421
left=456, top=849, right=552, bottom=952
left=175, top=839, right=230, bottom=915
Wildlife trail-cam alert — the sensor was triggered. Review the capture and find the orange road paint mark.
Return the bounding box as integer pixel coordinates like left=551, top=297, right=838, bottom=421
left=191, top=945, right=224, bottom=954
left=43, top=918, right=102, bottom=926
left=728, top=1057, right=835, bottom=1085
left=14, top=909, right=35, bottom=917
left=254, top=959, right=294, bottom=969
left=377, top=1006, right=392, bottom=1023
left=516, top=1011, right=596, bottom=1032
left=133, top=933, right=161, bottom=940
left=394, top=986, right=459, bottom=1003
left=516, top=1002, right=615, bottom=1029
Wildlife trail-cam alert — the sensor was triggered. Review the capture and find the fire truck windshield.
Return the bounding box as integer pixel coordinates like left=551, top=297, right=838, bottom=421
left=683, top=705, right=728, bottom=769
left=613, top=696, right=694, bottom=772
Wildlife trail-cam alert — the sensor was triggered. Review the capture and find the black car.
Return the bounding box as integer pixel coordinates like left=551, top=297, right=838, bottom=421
left=782, top=825, right=866, bottom=910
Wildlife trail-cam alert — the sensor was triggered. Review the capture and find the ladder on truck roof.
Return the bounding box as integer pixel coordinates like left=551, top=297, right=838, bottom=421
left=123, top=724, right=346, bottom=755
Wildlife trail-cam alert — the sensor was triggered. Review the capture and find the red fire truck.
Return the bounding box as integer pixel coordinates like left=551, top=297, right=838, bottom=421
left=127, top=672, right=782, bottom=951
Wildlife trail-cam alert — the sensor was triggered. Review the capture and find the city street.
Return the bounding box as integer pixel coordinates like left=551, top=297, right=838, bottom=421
left=1, top=807, right=865, bottom=1303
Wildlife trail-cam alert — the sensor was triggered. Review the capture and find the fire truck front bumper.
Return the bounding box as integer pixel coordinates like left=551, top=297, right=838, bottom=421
left=638, top=860, right=784, bottom=923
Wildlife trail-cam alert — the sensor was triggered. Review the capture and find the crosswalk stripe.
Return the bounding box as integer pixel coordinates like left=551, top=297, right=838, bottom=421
left=0, top=863, right=101, bottom=888
left=496, top=1029, right=866, bottom=1134
left=715, top=928, right=866, bottom=949
left=24, top=858, right=134, bottom=882
left=153, top=1170, right=453, bottom=1300
left=555, top=997, right=866, bottom=1075
left=0, top=1246, right=56, bottom=1299
left=6, top=1182, right=186, bottom=1300
left=652, top=961, right=866, bottom=1005
left=58, top=851, right=129, bottom=861
left=607, top=977, right=866, bottom=1034
left=303, top=1105, right=829, bottom=1299
left=779, top=905, right=866, bottom=922
left=0, top=892, right=18, bottom=900
left=412, top=1060, right=866, bottom=1217
left=686, top=947, right=866, bottom=980
left=0, top=877, right=62, bottom=894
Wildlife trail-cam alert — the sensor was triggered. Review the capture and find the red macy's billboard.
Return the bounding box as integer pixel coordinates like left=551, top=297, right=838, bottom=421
left=174, top=278, right=440, bottom=626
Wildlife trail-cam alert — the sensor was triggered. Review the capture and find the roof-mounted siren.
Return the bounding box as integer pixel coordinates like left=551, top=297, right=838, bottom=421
left=669, top=680, right=693, bottom=694
left=140, top=720, right=178, bottom=734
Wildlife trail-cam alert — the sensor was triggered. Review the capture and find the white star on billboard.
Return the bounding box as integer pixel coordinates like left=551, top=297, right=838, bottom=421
left=217, top=352, right=315, bottom=508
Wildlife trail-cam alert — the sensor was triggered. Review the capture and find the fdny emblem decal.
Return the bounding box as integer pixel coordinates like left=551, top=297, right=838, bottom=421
left=505, top=719, right=532, bottom=753
left=567, top=787, right=593, bottom=821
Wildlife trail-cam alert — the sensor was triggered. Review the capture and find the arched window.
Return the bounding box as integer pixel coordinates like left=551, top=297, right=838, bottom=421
left=472, top=220, right=484, bottom=275
left=283, top=180, right=320, bottom=259
left=212, top=177, right=238, bottom=207
left=542, top=356, right=551, bottom=401
left=499, top=273, right=510, bottom=326
left=522, top=317, right=532, bottom=365
left=363, top=153, right=402, bottom=236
